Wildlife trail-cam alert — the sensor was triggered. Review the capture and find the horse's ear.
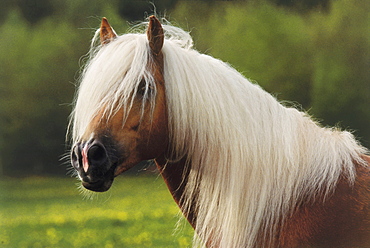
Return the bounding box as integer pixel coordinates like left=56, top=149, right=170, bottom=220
left=147, top=16, right=164, bottom=56
left=100, top=17, right=117, bottom=45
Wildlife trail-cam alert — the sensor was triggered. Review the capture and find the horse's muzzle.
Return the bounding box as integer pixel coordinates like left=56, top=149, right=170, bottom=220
left=71, top=140, right=116, bottom=192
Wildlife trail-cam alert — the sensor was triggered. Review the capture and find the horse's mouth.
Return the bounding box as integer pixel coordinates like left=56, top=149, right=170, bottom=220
left=81, top=162, right=118, bottom=192
left=72, top=134, right=137, bottom=193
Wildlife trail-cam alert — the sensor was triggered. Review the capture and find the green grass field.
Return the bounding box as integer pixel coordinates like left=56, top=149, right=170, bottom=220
left=0, top=175, right=193, bottom=247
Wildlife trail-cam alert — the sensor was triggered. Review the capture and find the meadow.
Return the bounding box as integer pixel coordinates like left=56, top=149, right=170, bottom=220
left=0, top=174, right=193, bottom=247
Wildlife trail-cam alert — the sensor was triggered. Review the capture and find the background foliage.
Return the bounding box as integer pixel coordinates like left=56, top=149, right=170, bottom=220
left=0, top=0, right=369, bottom=176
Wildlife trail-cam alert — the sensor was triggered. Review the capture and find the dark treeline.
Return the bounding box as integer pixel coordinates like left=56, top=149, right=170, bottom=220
left=1, top=0, right=330, bottom=24
left=0, top=0, right=368, bottom=176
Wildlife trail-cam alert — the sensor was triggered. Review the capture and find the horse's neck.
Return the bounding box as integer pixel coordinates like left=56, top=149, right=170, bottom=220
left=155, top=156, right=186, bottom=203
left=278, top=156, right=370, bottom=248
left=154, top=156, right=196, bottom=228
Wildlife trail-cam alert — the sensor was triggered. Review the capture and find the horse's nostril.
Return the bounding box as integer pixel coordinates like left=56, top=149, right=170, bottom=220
left=71, top=146, right=78, bottom=162
left=88, top=144, right=107, bottom=166
left=71, top=144, right=82, bottom=169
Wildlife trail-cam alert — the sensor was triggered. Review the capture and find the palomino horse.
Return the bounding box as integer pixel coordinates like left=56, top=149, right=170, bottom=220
left=70, top=16, right=370, bottom=247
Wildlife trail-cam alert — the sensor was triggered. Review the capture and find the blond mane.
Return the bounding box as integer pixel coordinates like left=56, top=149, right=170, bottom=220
left=71, top=22, right=367, bottom=247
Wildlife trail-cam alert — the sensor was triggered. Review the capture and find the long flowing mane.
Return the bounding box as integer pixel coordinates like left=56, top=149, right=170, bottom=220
left=71, top=21, right=368, bottom=247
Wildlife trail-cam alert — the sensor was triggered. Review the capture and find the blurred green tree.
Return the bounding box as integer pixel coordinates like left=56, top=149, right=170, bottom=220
left=117, top=0, right=179, bottom=21
left=270, top=0, right=330, bottom=12
left=0, top=2, right=126, bottom=176
left=17, top=0, right=54, bottom=24
left=0, top=11, right=77, bottom=175
left=310, top=0, right=370, bottom=146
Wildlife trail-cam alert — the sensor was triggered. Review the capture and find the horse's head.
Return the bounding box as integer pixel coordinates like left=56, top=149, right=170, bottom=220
left=70, top=16, right=168, bottom=192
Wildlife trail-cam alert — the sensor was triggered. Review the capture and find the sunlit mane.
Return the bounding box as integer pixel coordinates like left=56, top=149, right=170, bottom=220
left=71, top=22, right=367, bottom=247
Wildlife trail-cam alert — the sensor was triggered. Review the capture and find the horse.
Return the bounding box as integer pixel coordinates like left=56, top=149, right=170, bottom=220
left=69, top=16, right=370, bottom=247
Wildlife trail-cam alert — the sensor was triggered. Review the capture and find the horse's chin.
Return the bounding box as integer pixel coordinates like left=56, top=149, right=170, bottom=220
left=82, top=178, right=114, bottom=192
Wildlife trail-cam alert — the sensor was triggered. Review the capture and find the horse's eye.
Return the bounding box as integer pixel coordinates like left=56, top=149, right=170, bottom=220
left=138, top=79, right=147, bottom=96
left=137, top=79, right=153, bottom=97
